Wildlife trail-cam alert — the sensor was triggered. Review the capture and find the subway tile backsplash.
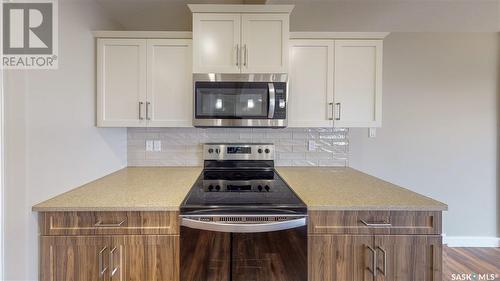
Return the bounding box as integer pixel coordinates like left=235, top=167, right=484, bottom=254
left=127, top=128, right=349, bottom=167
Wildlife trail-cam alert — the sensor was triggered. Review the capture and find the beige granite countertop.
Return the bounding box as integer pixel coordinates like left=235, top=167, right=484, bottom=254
left=33, top=166, right=447, bottom=212
left=276, top=167, right=447, bottom=211
left=32, top=167, right=202, bottom=211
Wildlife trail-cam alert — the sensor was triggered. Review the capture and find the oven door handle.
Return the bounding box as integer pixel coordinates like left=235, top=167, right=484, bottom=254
left=181, top=217, right=306, bottom=233
left=268, top=83, right=276, bottom=119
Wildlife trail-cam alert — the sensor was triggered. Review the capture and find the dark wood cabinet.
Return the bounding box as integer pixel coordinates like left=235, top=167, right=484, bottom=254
left=309, top=235, right=374, bottom=281
left=308, top=211, right=443, bottom=281
left=39, top=212, right=180, bottom=281
left=374, top=235, right=442, bottom=281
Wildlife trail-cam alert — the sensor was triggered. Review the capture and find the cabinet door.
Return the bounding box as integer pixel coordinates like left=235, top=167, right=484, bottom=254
left=147, top=39, right=193, bottom=127
left=97, top=39, right=147, bottom=127
left=309, top=235, right=375, bottom=281
left=374, top=235, right=442, bottom=281
left=111, top=235, right=179, bottom=281
left=41, top=236, right=111, bottom=281
left=192, top=13, right=241, bottom=73
left=289, top=40, right=334, bottom=127
left=334, top=40, right=383, bottom=127
left=241, top=14, right=288, bottom=73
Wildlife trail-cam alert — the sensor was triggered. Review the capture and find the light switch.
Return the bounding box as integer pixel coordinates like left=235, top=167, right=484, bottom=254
left=308, top=140, right=316, bottom=151
left=145, top=140, right=154, bottom=152
left=368, top=128, right=377, bottom=138
left=153, top=140, right=162, bottom=152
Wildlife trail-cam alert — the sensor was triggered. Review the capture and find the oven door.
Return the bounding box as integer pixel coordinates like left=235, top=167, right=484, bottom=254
left=193, top=81, right=286, bottom=128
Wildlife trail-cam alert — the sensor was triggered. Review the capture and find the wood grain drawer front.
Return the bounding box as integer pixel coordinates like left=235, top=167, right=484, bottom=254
left=308, top=211, right=441, bottom=235
left=40, top=211, right=180, bottom=236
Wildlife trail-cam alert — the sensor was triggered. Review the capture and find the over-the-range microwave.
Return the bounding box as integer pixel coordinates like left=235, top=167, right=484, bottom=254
left=193, top=74, right=288, bottom=128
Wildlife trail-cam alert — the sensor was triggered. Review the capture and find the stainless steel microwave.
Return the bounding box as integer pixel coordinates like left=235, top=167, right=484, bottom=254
left=193, top=74, right=288, bottom=128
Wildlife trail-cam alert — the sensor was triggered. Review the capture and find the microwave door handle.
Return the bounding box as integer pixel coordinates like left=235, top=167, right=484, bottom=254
left=268, top=83, right=276, bottom=119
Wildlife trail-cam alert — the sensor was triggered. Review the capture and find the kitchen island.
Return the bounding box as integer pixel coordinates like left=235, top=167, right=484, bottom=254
left=33, top=166, right=446, bottom=281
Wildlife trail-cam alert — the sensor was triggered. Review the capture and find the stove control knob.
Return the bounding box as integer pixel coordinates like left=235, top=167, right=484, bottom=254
left=257, top=185, right=263, bottom=191
left=258, top=148, right=263, bottom=154
left=215, top=148, right=220, bottom=154
left=208, top=148, right=214, bottom=154
left=264, top=185, right=270, bottom=191
left=208, top=185, right=214, bottom=191
left=215, top=185, right=221, bottom=191
left=265, top=148, right=270, bottom=154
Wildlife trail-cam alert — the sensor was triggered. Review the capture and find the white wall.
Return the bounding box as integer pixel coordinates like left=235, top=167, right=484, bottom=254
left=349, top=33, right=499, bottom=242
left=3, top=1, right=127, bottom=280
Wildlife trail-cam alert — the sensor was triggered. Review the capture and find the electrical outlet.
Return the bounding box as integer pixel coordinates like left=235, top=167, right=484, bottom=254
left=368, top=128, right=377, bottom=138
left=308, top=140, right=316, bottom=151
left=153, top=140, right=162, bottom=152
left=145, top=140, right=154, bottom=152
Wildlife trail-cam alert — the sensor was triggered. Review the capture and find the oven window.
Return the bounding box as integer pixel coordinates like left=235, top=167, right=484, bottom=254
left=196, top=82, right=269, bottom=119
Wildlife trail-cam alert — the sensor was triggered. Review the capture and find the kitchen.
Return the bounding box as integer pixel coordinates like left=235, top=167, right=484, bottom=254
left=1, top=0, right=499, bottom=280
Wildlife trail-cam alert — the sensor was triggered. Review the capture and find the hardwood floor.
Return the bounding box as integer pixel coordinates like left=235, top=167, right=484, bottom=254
left=443, top=247, right=500, bottom=280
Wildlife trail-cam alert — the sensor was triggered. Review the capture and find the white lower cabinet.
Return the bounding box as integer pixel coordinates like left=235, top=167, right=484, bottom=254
left=97, top=38, right=193, bottom=127
left=288, top=39, right=383, bottom=128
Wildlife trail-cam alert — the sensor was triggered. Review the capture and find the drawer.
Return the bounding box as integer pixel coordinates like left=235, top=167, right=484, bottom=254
left=308, top=211, right=441, bottom=235
left=39, top=211, right=180, bottom=236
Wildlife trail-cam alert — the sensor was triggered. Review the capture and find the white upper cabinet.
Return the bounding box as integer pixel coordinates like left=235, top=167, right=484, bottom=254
left=288, top=36, right=385, bottom=128
left=147, top=39, right=193, bottom=127
left=192, top=13, right=241, bottom=74
left=333, top=40, right=383, bottom=128
left=241, top=14, right=288, bottom=73
left=97, top=37, right=193, bottom=127
left=97, top=39, right=147, bottom=127
left=289, top=40, right=334, bottom=127
left=190, top=5, right=292, bottom=74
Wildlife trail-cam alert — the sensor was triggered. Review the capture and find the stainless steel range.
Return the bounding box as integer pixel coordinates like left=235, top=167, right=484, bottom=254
left=180, top=143, right=307, bottom=281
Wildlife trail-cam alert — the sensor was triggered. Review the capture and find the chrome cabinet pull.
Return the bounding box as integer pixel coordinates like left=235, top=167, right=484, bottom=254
left=98, top=247, right=108, bottom=277
left=95, top=219, right=126, bottom=228
left=138, top=102, right=144, bottom=120
left=377, top=246, right=387, bottom=275
left=328, top=102, right=334, bottom=120
left=244, top=44, right=248, bottom=67
left=360, top=219, right=392, bottom=227
left=146, top=102, right=151, bottom=120
left=335, top=102, right=341, bottom=120
left=366, top=245, right=377, bottom=277
left=236, top=45, right=240, bottom=66
left=109, top=247, right=119, bottom=277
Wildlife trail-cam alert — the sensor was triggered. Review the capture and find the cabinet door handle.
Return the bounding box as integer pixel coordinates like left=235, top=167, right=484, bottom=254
left=98, top=247, right=108, bottom=277
left=236, top=45, right=240, bottom=66
left=109, top=246, right=119, bottom=277
left=376, top=246, right=387, bottom=275
left=335, top=102, right=341, bottom=120
left=146, top=102, right=151, bottom=120
left=328, top=102, right=334, bottom=120
left=366, top=245, right=377, bottom=277
left=244, top=44, right=248, bottom=67
left=138, top=102, right=144, bottom=120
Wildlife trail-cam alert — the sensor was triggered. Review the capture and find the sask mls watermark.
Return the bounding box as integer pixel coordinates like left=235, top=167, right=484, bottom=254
left=2, top=0, right=58, bottom=69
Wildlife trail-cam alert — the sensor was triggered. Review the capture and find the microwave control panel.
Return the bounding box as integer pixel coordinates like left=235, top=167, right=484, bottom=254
left=273, top=82, right=287, bottom=120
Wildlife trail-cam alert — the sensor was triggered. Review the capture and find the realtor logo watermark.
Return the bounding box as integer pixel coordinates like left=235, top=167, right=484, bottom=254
left=2, top=0, right=58, bottom=69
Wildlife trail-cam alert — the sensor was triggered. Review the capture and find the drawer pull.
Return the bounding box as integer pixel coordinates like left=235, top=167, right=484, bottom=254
left=95, top=219, right=126, bottom=227
left=360, top=219, right=392, bottom=227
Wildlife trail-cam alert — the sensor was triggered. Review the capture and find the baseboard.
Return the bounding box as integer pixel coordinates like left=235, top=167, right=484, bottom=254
left=443, top=235, right=500, bottom=247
